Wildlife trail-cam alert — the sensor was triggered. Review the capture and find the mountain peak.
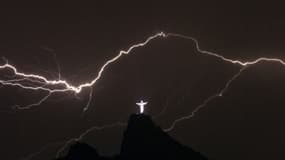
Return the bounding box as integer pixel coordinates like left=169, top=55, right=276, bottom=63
left=120, top=114, right=207, bottom=159
left=126, top=114, right=155, bottom=130
left=58, top=114, right=208, bottom=160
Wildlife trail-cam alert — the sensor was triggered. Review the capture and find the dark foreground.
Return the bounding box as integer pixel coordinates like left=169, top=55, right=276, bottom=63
left=56, top=114, right=207, bottom=160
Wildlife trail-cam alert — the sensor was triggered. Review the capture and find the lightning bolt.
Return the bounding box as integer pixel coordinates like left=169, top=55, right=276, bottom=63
left=20, top=141, right=66, bottom=160
left=1, top=32, right=283, bottom=110
left=2, top=31, right=285, bottom=159
left=161, top=33, right=285, bottom=131
left=166, top=33, right=285, bottom=66
left=164, top=66, right=248, bottom=132
left=55, top=122, right=126, bottom=159
left=0, top=32, right=166, bottom=109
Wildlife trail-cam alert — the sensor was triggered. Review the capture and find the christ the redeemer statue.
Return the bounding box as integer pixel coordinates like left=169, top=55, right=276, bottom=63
left=136, top=100, right=148, bottom=114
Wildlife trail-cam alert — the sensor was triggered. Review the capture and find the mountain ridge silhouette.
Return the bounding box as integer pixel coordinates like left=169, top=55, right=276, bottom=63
left=56, top=114, right=208, bottom=160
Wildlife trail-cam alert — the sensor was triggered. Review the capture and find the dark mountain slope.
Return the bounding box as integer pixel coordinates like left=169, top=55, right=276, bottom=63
left=57, top=114, right=207, bottom=160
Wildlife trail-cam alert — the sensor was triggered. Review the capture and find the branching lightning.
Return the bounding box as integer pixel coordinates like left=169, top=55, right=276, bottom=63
left=82, top=87, right=94, bottom=114
left=0, top=32, right=166, bottom=109
left=20, top=141, right=66, bottom=160
left=166, top=33, right=285, bottom=66
left=1, top=32, right=284, bottom=109
left=55, top=122, right=127, bottom=159
left=2, top=31, right=285, bottom=159
left=2, top=31, right=284, bottom=110
left=164, top=66, right=248, bottom=132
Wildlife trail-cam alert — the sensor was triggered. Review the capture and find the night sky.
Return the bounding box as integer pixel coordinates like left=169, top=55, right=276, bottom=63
left=1, top=1, right=285, bottom=160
